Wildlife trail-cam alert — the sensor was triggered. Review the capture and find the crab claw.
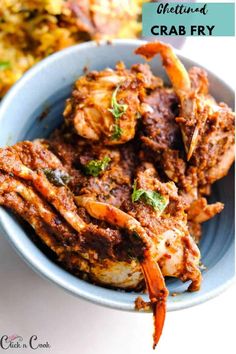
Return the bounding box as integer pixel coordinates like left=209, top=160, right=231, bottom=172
left=141, top=257, right=168, bottom=349
left=135, top=41, right=191, bottom=95
left=75, top=195, right=168, bottom=349
left=135, top=41, right=205, bottom=161
left=0, top=144, right=86, bottom=232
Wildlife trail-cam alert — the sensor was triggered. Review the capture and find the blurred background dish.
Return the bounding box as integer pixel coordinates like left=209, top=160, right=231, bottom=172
left=0, top=0, right=194, bottom=97
left=0, top=0, right=146, bottom=96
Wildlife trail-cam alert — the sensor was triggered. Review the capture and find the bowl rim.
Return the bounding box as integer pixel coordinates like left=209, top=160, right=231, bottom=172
left=0, top=39, right=235, bottom=312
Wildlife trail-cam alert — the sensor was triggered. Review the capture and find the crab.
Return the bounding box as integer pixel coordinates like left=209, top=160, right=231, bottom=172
left=135, top=41, right=235, bottom=185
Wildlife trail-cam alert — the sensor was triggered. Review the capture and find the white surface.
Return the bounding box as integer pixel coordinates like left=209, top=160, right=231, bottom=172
left=0, top=37, right=235, bottom=354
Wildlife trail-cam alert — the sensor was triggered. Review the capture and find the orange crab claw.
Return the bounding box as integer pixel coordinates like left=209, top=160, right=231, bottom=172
left=75, top=195, right=168, bottom=349
left=135, top=41, right=201, bottom=161
left=141, top=255, right=168, bottom=349
left=135, top=41, right=191, bottom=94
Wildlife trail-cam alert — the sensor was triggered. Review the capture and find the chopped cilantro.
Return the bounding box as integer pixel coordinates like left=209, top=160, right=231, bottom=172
left=108, top=85, right=128, bottom=140
left=111, top=124, right=123, bottom=140
left=108, top=85, right=128, bottom=119
left=84, top=156, right=111, bottom=177
left=131, top=181, right=168, bottom=212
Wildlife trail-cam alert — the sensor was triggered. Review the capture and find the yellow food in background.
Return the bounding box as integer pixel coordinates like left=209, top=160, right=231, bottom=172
left=0, top=0, right=146, bottom=97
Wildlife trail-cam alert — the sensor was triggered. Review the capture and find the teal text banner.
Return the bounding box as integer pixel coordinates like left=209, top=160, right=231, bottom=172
left=142, top=2, right=235, bottom=36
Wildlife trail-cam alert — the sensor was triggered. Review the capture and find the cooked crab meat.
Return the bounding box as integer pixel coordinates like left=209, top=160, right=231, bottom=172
left=75, top=195, right=168, bottom=348
left=136, top=42, right=205, bottom=160
left=187, top=198, right=224, bottom=224
left=140, top=87, right=181, bottom=152
left=135, top=41, right=234, bottom=238
left=75, top=162, right=201, bottom=347
left=74, top=158, right=202, bottom=290
left=63, top=62, right=161, bottom=145
left=0, top=144, right=201, bottom=292
left=0, top=170, right=145, bottom=291
left=0, top=138, right=202, bottom=349
left=0, top=140, right=168, bottom=348
left=0, top=141, right=87, bottom=232
left=49, top=129, right=201, bottom=291
left=0, top=141, right=144, bottom=288
left=136, top=42, right=235, bottom=182
left=126, top=164, right=201, bottom=291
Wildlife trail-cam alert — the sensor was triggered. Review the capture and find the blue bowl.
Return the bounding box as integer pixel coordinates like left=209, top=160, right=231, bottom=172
left=0, top=40, right=234, bottom=311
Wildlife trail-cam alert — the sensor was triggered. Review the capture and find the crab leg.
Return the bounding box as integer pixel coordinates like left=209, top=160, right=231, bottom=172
left=135, top=41, right=191, bottom=95
left=1, top=177, right=62, bottom=227
left=0, top=147, right=86, bottom=232
left=135, top=41, right=205, bottom=161
left=188, top=198, right=224, bottom=224
left=75, top=195, right=168, bottom=348
left=0, top=188, right=63, bottom=255
left=0, top=175, right=79, bottom=245
left=141, top=256, right=168, bottom=349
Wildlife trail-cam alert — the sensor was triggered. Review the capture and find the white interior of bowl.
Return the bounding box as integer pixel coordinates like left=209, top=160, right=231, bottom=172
left=0, top=40, right=234, bottom=311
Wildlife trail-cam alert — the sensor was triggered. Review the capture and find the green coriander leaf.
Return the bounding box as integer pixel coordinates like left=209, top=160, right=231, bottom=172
left=141, top=190, right=168, bottom=212
left=111, top=124, right=123, bottom=140
left=131, top=182, right=145, bottom=202
left=108, top=85, right=128, bottom=120
left=0, top=61, right=11, bottom=70
left=131, top=181, right=168, bottom=212
left=108, top=85, right=128, bottom=140
left=84, top=156, right=111, bottom=177
left=43, top=168, right=71, bottom=187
